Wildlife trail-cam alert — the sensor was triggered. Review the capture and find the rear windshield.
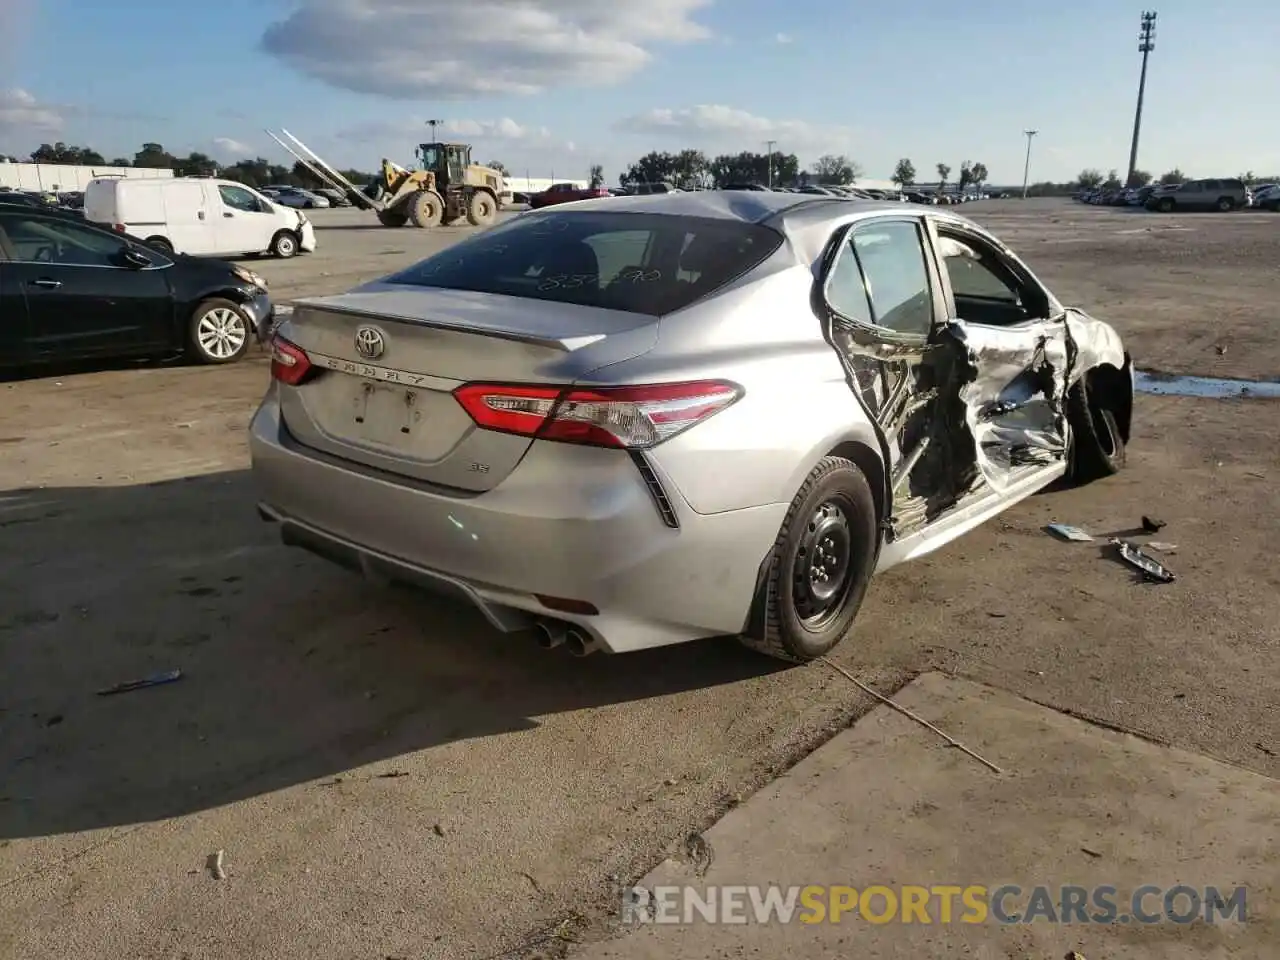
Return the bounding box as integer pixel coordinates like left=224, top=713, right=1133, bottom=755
left=383, top=211, right=784, bottom=317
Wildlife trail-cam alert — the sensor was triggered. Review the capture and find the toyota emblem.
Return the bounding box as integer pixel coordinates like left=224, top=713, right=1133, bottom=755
left=354, top=325, right=385, bottom=360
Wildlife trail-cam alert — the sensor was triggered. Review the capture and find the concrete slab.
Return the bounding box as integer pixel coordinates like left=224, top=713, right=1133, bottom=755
left=578, top=673, right=1277, bottom=959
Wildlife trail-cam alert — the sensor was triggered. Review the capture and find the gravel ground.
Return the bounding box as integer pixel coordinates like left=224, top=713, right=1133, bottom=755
left=1, top=198, right=1277, bottom=960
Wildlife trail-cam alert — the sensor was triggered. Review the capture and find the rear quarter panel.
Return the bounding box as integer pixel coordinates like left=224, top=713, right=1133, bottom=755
left=597, top=267, right=883, bottom=515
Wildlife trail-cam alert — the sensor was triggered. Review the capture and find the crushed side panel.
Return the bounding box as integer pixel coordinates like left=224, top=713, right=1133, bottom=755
left=828, top=317, right=1071, bottom=541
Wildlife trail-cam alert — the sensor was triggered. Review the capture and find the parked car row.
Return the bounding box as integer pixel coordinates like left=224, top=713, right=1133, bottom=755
left=1076, top=178, right=1276, bottom=212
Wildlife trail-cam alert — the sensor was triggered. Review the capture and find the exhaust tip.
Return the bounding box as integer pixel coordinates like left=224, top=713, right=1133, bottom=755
left=565, top=629, right=599, bottom=658
left=534, top=621, right=567, bottom=650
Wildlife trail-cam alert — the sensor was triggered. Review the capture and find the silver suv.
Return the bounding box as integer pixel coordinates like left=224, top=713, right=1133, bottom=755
left=1146, top=178, right=1248, bottom=212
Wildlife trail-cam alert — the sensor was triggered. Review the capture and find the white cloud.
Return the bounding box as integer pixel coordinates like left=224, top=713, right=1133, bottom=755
left=615, top=104, right=856, bottom=153
left=212, top=137, right=254, bottom=158
left=0, top=88, right=65, bottom=136
left=775, top=32, right=793, bottom=43
left=262, top=0, right=714, bottom=99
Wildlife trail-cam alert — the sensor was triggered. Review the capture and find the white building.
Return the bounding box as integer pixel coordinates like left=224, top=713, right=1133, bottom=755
left=0, top=161, right=174, bottom=193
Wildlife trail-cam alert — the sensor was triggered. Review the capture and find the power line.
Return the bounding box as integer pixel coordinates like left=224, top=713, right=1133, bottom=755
left=1021, top=130, right=1037, bottom=199
left=1126, top=11, right=1157, bottom=186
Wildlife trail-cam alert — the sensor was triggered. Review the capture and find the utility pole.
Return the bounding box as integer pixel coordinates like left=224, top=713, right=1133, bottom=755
left=765, top=139, right=777, bottom=188
left=1021, top=130, right=1037, bottom=199
left=1126, top=11, right=1157, bottom=187
left=425, top=119, right=442, bottom=142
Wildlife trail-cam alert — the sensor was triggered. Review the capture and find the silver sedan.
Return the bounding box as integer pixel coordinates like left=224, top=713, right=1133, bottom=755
left=249, top=192, right=1133, bottom=661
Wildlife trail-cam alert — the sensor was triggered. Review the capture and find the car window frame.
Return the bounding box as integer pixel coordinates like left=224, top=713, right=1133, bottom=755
left=819, top=214, right=943, bottom=345
left=218, top=183, right=267, bottom=214
left=0, top=209, right=173, bottom=270
left=923, top=217, right=1054, bottom=327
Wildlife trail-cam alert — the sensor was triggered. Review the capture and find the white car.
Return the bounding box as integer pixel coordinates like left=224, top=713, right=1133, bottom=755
left=261, top=186, right=331, bottom=209
left=84, top=177, right=317, bottom=258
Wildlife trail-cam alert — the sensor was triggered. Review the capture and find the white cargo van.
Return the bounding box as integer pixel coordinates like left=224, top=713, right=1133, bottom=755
left=83, top=177, right=317, bottom=259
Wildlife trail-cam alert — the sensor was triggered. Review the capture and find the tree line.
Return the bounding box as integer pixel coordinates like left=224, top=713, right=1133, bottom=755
left=611, top=151, right=995, bottom=193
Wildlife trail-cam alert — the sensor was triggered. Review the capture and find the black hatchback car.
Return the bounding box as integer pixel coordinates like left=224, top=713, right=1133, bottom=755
left=0, top=203, right=274, bottom=368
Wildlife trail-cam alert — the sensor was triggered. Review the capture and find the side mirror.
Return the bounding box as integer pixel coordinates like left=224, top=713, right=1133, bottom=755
left=122, top=248, right=153, bottom=269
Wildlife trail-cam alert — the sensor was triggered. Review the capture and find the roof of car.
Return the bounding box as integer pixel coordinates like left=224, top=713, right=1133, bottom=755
left=517, top=190, right=991, bottom=265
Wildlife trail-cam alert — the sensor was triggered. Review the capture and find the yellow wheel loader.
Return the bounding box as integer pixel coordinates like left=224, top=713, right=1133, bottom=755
left=266, top=129, right=504, bottom=229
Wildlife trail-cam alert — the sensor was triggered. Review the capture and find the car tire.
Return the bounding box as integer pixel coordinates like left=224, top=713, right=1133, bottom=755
left=1216, top=197, right=1234, bottom=212
left=145, top=236, right=173, bottom=253
left=270, top=231, right=299, bottom=258
left=740, top=457, right=879, bottom=663
left=1067, top=377, right=1126, bottom=483
left=187, top=298, right=251, bottom=365
left=1157, top=197, right=1174, bottom=212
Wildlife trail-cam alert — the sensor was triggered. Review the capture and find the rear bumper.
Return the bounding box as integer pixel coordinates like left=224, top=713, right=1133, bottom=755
left=248, top=396, right=785, bottom=653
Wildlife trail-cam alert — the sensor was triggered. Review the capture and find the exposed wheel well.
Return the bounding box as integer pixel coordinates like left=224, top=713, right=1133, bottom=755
left=825, top=440, right=887, bottom=527
left=1082, top=356, right=1133, bottom=445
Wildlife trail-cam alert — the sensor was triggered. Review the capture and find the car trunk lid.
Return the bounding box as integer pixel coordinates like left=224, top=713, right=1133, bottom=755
left=276, top=285, right=656, bottom=492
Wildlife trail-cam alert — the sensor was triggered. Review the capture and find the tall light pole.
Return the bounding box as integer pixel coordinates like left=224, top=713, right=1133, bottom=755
left=1021, top=129, right=1038, bottom=199
left=1126, top=11, right=1157, bottom=187
left=765, top=139, right=777, bottom=188
left=425, top=119, right=443, bottom=142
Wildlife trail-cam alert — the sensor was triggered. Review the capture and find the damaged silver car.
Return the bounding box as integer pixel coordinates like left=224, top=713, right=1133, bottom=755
left=250, top=192, right=1132, bottom=662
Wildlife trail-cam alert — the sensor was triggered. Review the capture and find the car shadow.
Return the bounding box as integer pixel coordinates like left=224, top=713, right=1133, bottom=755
left=0, top=471, right=780, bottom=840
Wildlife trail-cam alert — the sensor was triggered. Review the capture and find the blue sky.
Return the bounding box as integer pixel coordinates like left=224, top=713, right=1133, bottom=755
left=2, top=0, right=1277, bottom=184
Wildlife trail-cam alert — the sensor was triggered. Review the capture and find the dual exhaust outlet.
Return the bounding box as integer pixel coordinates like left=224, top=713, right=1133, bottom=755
left=534, top=620, right=601, bottom=657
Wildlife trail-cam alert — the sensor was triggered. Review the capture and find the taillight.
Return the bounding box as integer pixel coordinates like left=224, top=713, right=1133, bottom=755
left=270, top=335, right=312, bottom=385
left=453, top=381, right=741, bottom=449
left=112, top=223, right=126, bottom=233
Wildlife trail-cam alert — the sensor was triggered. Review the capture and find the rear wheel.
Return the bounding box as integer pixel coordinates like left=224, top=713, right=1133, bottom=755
left=740, top=457, right=879, bottom=663
left=270, top=230, right=298, bottom=258
left=145, top=236, right=173, bottom=253
left=377, top=209, right=408, bottom=227
left=187, top=298, right=250, bottom=365
left=1216, top=196, right=1234, bottom=212
left=1157, top=197, right=1174, bottom=212
left=409, top=190, right=444, bottom=228
left=466, top=190, right=497, bottom=227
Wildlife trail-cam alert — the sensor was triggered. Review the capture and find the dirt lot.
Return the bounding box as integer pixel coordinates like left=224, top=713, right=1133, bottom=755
left=2, top=199, right=1278, bottom=960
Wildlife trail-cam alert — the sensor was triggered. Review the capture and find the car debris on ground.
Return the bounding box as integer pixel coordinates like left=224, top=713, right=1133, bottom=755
left=1046, top=523, right=1094, bottom=542
left=96, top=668, right=183, bottom=696
left=1110, top=539, right=1177, bottom=583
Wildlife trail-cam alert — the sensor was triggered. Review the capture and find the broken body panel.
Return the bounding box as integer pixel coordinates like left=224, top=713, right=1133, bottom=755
left=816, top=213, right=1128, bottom=547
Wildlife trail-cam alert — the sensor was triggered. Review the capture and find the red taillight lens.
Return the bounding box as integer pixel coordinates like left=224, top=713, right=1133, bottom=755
left=112, top=223, right=126, bottom=233
left=270, top=335, right=312, bottom=385
left=453, top=381, right=741, bottom=449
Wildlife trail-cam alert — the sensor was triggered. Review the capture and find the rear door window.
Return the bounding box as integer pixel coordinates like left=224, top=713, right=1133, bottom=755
left=385, top=211, right=784, bottom=317
left=847, top=220, right=934, bottom=337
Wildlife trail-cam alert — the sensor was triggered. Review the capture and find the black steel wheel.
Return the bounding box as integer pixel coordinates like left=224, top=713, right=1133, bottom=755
left=741, top=456, right=879, bottom=663
left=792, top=500, right=855, bottom=630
